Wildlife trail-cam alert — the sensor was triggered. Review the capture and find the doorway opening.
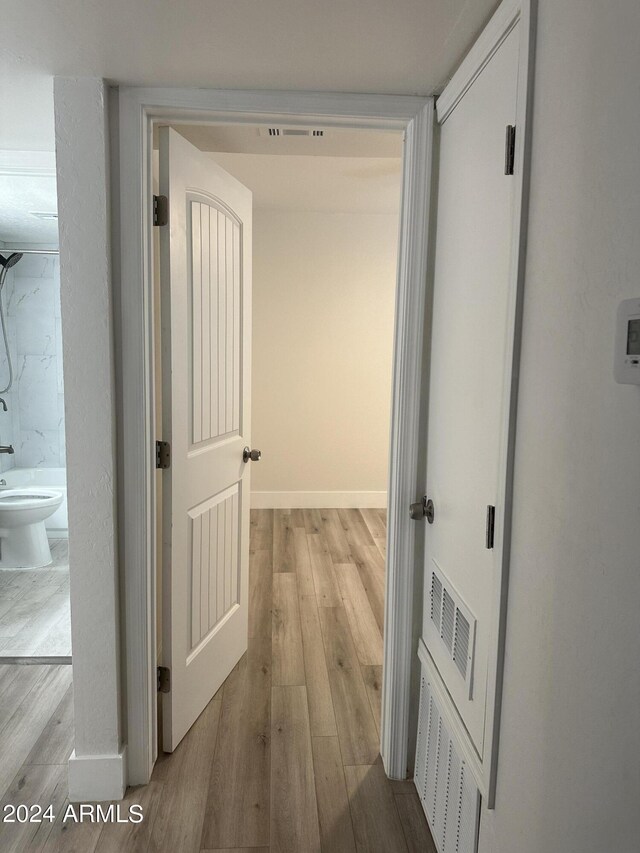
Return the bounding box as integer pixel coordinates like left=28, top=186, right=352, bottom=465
left=117, top=90, right=433, bottom=807
left=149, top=121, right=434, bottom=847
left=0, top=126, right=74, bottom=829
left=0, top=157, right=70, bottom=663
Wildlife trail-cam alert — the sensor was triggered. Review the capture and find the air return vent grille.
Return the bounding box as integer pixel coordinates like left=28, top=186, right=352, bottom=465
left=429, top=564, right=476, bottom=696
left=415, top=674, right=480, bottom=853
left=431, top=573, right=442, bottom=631
left=264, top=127, right=325, bottom=137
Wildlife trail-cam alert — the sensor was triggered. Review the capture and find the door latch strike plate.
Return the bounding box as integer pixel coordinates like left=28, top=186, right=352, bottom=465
left=156, top=440, right=171, bottom=470
left=153, top=195, right=168, bottom=226
left=157, top=666, right=171, bottom=693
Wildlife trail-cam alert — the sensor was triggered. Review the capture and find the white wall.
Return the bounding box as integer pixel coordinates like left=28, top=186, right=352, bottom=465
left=480, top=1, right=640, bottom=851
left=54, top=77, right=124, bottom=801
left=0, top=76, right=55, bottom=152
left=251, top=210, right=398, bottom=506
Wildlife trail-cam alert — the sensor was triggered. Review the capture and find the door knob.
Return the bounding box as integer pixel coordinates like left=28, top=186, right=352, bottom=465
left=243, top=447, right=261, bottom=463
left=409, top=496, right=435, bottom=524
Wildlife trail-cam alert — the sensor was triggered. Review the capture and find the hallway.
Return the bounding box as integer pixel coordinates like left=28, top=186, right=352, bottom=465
left=0, top=509, right=435, bottom=852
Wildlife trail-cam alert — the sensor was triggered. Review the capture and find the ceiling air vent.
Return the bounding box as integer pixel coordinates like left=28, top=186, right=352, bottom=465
left=262, top=128, right=325, bottom=138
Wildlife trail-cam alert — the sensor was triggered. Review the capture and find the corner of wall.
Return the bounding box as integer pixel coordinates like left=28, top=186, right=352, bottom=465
left=54, top=75, right=123, bottom=796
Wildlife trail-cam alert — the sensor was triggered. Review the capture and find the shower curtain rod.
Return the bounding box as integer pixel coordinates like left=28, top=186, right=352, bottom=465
left=0, top=249, right=59, bottom=255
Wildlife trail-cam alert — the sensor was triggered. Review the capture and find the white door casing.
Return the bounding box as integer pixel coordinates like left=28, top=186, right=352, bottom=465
left=159, top=127, right=252, bottom=750
left=118, top=88, right=433, bottom=787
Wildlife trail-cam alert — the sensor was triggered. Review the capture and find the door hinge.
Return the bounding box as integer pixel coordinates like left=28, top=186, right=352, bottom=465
left=485, top=505, right=496, bottom=549
left=155, top=440, right=171, bottom=469
left=157, top=666, right=171, bottom=693
left=504, top=125, right=516, bottom=175
left=153, top=194, right=168, bottom=226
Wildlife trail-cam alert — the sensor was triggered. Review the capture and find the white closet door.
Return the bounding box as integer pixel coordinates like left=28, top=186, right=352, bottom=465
left=421, top=23, right=520, bottom=755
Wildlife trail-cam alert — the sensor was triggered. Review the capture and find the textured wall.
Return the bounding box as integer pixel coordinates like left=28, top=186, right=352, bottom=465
left=54, top=78, right=122, bottom=785
left=478, top=2, right=640, bottom=851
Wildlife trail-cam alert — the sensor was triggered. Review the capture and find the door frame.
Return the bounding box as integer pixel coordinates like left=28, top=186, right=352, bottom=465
left=116, top=87, right=435, bottom=786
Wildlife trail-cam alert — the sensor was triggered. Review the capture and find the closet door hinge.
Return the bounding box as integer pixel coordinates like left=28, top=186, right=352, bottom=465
left=485, top=505, right=496, bottom=549
left=155, top=440, right=171, bottom=469
left=504, top=125, right=516, bottom=175
left=157, top=666, right=171, bottom=693
left=153, top=194, right=168, bottom=226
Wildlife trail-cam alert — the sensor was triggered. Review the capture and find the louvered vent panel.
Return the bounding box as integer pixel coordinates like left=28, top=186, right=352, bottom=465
left=441, top=589, right=455, bottom=651
left=415, top=673, right=480, bottom=853
left=414, top=675, right=430, bottom=798
left=429, top=564, right=477, bottom=698
left=431, top=573, right=442, bottom=632
left=453, top=611, right=470, bottom=680
left=444, top=746, right=462, bottom=851
left=425, top=698, right=440, bottom=823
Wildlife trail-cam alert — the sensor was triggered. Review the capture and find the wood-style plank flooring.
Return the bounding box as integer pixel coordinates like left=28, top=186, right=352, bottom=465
left=0, top=509, right=436, bottom=853
left=0, top=540, right=71, bottom=660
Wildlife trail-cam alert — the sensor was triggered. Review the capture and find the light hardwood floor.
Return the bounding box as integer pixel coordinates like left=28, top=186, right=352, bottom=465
left=0, top=509, right=436, bottom=853
left=0, top=540, right=71, bottom=660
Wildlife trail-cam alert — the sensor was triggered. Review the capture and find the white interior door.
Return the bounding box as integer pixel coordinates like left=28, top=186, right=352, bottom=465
left=421, top=24, right=520, bottom=756
left=159, top=127, right=253, bottom=751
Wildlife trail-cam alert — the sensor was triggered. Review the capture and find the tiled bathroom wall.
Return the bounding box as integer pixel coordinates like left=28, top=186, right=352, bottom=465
left=0, top=254, right=65, bottom=472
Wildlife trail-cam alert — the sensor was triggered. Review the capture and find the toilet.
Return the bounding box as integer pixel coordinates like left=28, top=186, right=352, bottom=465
left=0, top=489, right=64, bottom=569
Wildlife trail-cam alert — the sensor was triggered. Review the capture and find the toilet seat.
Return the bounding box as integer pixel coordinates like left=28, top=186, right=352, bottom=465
left=0, top=489, right=63, bottom=512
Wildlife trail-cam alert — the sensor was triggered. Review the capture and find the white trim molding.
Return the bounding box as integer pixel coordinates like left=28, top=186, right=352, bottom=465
left=436, top=0, right=524, bottom=124
left=68, top=747, right=127, bottom=802
left=250, top=491, right=388, bottom=509
left=116, top=87, right=434, bottom=786
left=381, top=101, right=435, bottom=780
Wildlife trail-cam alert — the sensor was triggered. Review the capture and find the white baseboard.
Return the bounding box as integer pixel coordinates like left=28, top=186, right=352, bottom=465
left=68, top=747, right=127, bottom=801
left=251, top=491, right=387, bottom=509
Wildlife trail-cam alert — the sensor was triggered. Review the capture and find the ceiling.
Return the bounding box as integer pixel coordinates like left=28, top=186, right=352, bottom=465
left=0, top=175, right=59, bottom=245
left=0, top=77, right=57, bottom=245
left=1, top=1, right=498, bottom=96
left=206, top=153, right=402, bottom=214
left=0, top=0, right=499, bottom=240
left=0, top=152, right=58, bottom=245
left=0, top=0, right=498, bottom=243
